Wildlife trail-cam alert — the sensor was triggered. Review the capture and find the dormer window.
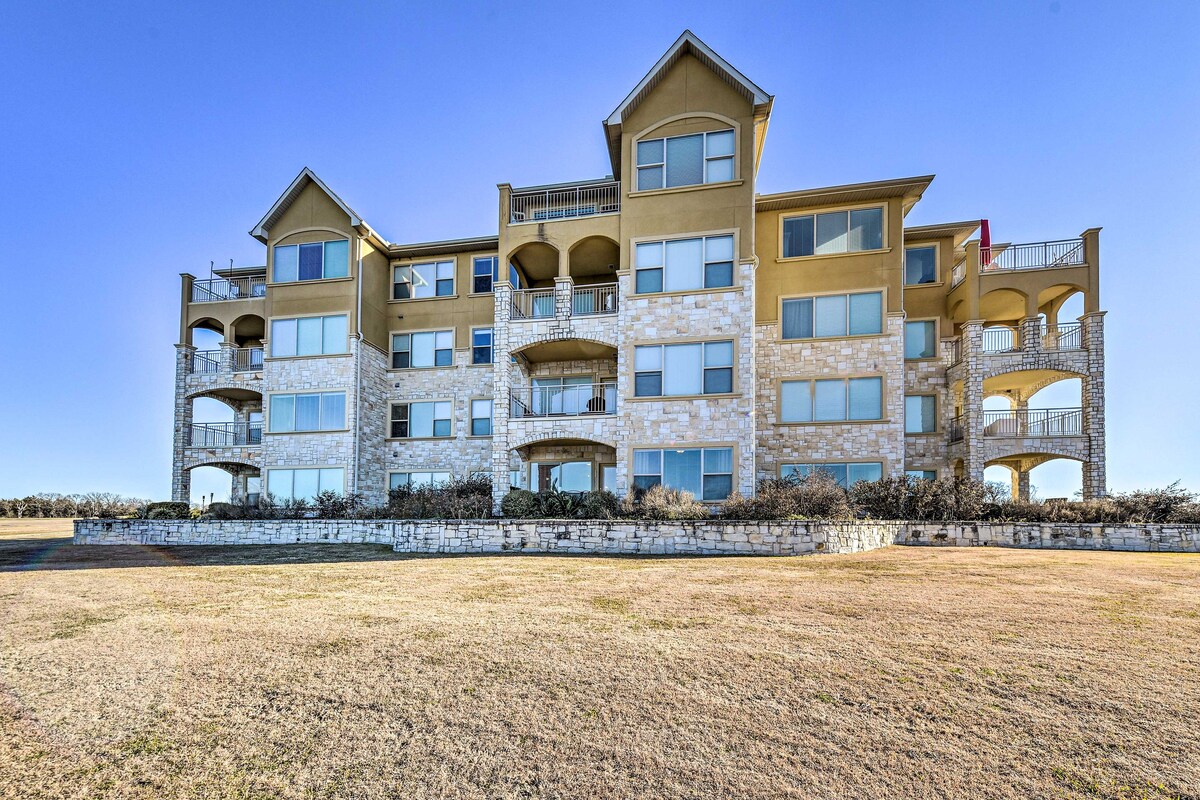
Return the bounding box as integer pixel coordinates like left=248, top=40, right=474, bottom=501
left=636, top=129, right=734, bottom=191
left=272, top=239, right=349, bottom=283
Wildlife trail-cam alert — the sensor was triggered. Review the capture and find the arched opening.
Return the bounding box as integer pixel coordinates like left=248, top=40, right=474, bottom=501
left=187, top=463, right=261, bottom=507
left=508, top=438, right=617, bottom=494
left=978, top=288, right=1027, bottom=325
left=568, top=236, right=620, bottom=284
left=507, top=241, right=559, bottom=288
left=985, top=456, right=1082, bottom=501
left=187, top=318, right=224, bottom=347
left=186, top=392, right=263, bottom=448
left=509, top=341, right=618, bottom=418
left=229, top=314, right=266, bottom=347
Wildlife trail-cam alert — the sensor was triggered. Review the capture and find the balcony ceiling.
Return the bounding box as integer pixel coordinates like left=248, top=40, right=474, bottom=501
left=517, top=340, right=617, bottom=364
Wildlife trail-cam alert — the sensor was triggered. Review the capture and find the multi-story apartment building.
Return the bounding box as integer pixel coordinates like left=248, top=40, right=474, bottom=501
left=172, top=31, right=1106, bottom=510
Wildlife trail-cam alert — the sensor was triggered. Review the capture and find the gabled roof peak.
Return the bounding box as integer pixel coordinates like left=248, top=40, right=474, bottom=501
left=250, top=167, right=369, bottom=244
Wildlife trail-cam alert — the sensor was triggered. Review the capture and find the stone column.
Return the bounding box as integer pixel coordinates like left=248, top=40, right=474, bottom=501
left=1019, top=317, right=1043, bottom=353
left=1015, top=468, right=1031, bottom=501
left=553, top=276, right=574, bottom=324
left=219, top=340, right=238, bottom=373
left=961, top=321, right=986, bottom=483
left=172, top=344, right=195, bottom=503
left=1081, top=311, right=1107, bottom=498
left=491, top=282, right=515, bottom=513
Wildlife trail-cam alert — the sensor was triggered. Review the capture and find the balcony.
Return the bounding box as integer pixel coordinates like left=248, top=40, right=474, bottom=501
left=510, top=283, right=619, bottom=321
left=509, top=180, right=620, bottom=224
left=185, top=422, right=263, bottom=447
left=982, top=408, right=1082, bottom=437
left=189, top=347, right=264, bottom=375
left=982, top=239, right=1084, bottom=273
left=510, top=383, right=617, bottom=418
left=190, top=274, right=267, bottom=303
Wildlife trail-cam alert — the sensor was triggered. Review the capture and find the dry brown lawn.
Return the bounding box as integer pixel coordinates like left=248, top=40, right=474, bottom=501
left=1, top=520, right=1198, bottom=799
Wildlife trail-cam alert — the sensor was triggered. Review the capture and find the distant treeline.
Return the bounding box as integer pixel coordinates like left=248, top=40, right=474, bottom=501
left=0, top=493, right=151, bottom=519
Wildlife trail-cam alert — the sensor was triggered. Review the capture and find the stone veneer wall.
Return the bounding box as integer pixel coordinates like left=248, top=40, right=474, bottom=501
left=754, top=314, right=906, bottom=482
left=73, top=520, right=1200, bottom=555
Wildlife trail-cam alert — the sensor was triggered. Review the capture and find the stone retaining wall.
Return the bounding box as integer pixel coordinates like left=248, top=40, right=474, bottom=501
left=72, top=519, right=1200, bottom=555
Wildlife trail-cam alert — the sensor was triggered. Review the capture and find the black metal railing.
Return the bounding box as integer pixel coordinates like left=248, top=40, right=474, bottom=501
left=981, top=239, right=1085, bottom=272
left=510, top=383, right=617, bottom=418
left=190, top=275, right=267, bottom=302
left=1041, top=323, right=1082, bottom=351
left=509, top=180, right=620, bottom=224
left=187, top=347, right=263, bottom=374
left=981, top=408, right=1083, bottom=438
left=949, top=414, right=965, bottom=443
left=981, top=327, right=1019, bottom=353
left=185, top=422, right=263, bottom=447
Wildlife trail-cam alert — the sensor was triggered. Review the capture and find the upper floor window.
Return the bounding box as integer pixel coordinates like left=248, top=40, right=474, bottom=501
left=905, top=395, right=937, bottom=433
left=782, top=207, right=884, bottom=258
left=635, top=234, right=734, bottom=294
left=471, top=399, right=493, bottom=436
left=394, top=260, right=454, bottom=300
left=781, top=292, right=882, bottom=340
left=633, top=447, right=733, bottom=501
left=636, top=129, right=734, bottom=191
left=781, top=377, right=883, bottom=423
left=390, top=401, right=452, bottom=438
left=905, top=246, right=937, bottom=285
left=472, top=328, right=493, bottom=364
left=269, top=315, right=347, bottom=357
left=472, top=256, right=498, bottom=293
left=391, top=330, right=452, bottom=369
left=634, top=340, right=733, bottom=397
left=272, top=239, right=349, bottom=283
left=782, top=462, right=882, bottom=487
left=268, top=392, right=346, bottom=432
left=905, top=320, right=937, bottom=359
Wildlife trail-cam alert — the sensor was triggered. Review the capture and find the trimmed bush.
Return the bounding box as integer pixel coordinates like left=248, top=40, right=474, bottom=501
left=500, top=489, right=538, bottom=519
left=721, top=472, right=852, bottom=521
left=388, top=475, right=492, bottom=520
left=620, top=485, right=709, bottom=520
left=574, top=490, right=620, bottom=520
left=144, top=501, right=190, bottom=520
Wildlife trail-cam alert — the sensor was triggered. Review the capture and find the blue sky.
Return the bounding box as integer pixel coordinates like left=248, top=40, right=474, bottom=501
left=1, top=0, right=1197, bottom=501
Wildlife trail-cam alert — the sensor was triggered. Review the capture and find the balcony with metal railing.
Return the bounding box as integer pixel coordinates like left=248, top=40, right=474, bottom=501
left=510, top=383, right=617, bottom=419
left=508, top=180, right=620, bottom=225
left=190, top=273, right=268, bottom=303
left=188, top=347, right=264, bottom=375
left=981, top=239, right=1085, bottom=273
left=982, top=408, right=1083, bottom=438
left=509, top=283, right=619, bottom=321
left=185, top=421, right=264, bottom=448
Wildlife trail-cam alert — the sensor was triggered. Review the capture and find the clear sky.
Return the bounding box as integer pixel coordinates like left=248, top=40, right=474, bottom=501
left=1, top=0, right=1198, bottom=502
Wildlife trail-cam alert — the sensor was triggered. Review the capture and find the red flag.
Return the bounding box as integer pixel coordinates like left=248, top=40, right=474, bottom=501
left=980, top=219, right=992, bottom=268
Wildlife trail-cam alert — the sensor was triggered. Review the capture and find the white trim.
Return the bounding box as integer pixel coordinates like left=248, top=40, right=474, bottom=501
left=251, top=167, right=365, bottom=243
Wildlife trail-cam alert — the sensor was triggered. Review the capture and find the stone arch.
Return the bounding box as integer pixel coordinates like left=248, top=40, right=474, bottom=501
left=506, top=240, right=560, bottom=286
left=229, top=313, right=266, bottom=346
left=510, top=331, right=619, bottom=356
left=978, top=287, right=1027, bottom=322
left=181, top=455, right=261, bottom=473
left=567, top=235, right=620, bottom=282
left=185, top=385, right=263, bottom=405
left=508, top=433, right=618, bottom=452
left=186, top=317, right=225, bottom=346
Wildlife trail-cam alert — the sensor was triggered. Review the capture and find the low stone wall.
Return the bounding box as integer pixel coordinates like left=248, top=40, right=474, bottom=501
left=72, top=519, right=1200, bottom=555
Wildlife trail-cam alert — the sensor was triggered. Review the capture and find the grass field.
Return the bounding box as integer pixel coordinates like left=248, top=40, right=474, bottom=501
left=1, top=519, right=1198, bottom=799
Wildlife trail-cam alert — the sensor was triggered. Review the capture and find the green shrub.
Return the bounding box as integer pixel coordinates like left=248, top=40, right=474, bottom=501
left=144, top=501, right=190, bottom=520
left=500, top=489, right=538, bottom=519
left=620, top=484, right=709, bottom=520
left=574, top=490, right=620, bottom=520
left=201, top=502, right=242, bottom=520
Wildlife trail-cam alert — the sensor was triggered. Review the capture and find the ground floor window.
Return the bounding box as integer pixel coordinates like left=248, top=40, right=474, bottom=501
left=246, top=477, right=261, bottom=505
left=266, top=467, right=345, bottom=502
left=780, top=462, right=881, bottom=488
left=906, top=469, right=937, bottom=481
left=531, top=461, right=592, bottom=492
left=389, top=471, right=451, bottom=490
left=632, top=447, right=733, bottom=501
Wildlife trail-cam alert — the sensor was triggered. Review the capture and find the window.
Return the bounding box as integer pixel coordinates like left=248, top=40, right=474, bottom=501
left=266, top=467, right=344, bottom=502
left=905, top=246, right=937, bottom=285
left=389, top=471, right=451, bottom=490
left=780, top=377, right=883, bottom=422
left=781, top=292, right=882, bottom=339
left=781, top=462, right=882, bottom=488
left=782, top=207, right=884, bottom=257
left=390, top=401, right=452, bottom=438
left=905, top=395, right=937, bottom=433
left=472, top=328, right=493, bottom=364
left=905, top=320, right=937, bottom=359
left=268, top=392, right=346, bottom=432
left=393, top=260, right=454, bottom=299
left=906, top=470, right=937, bottom=481
left=636, top=129, right=734, bottom=191
left=634, top=341, right=733, bottom=397
left=633, top=447, right=734, bottom=501
left=470, top=399, right=493, bottom=436
left=269, top=315, right=347, bottom=357
left=531, top=462, right=592, bottom=492
left=272, top=239, right=350, bottom=283
left=472, top=256, right=498, bottom=293
left=634, top=234, right=734, bottom=294
left=391, top=330, right=453, bottom=369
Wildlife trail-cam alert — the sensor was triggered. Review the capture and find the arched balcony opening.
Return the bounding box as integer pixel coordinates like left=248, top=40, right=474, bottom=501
left=985, top=456, right=1082, bottom=502
left=507, top=438, right=617, bottom=494
left=186, top=463, right=261, bottom=507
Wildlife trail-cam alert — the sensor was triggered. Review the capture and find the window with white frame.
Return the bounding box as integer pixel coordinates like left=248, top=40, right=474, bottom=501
left=781, top=292, right=882, bottom=340
left=393, top=260, right=454, bottom=299
left=390, top=401, right=452, bottom=438
left=782, top=207, right=884, bottom=257
left=905, top=395, right=937, bottom=433
left=472, top=327, right=493, bottom=364
left=389, top=471, right=451, bottom=490
left=906, top=469, right=937, bottom=481
left=633, top=447, right=734, bottom=501
left=391, top=330, right=453, bottom=369
left=905, top=320, right=937, bottom=359
left=634, top=234, right=734, bottom=294
left=634, top=341, right=733, bottom=397
left=905, top=246, right=937, bottom=285
left=636, top=129, right=734, bottom=191
left=781, top=462, right=882, bottom=487
left=272, top=239, right=350, bottom=283
left=470, top=399, right=493, bottom=436
left=268, top=392, right=346, bottom=433
left=780, top=377, right=883, bottom=422
left=267, top=467, right=344, bottom=502
left=269, top=315, right=348, bottom=357
left=472, top=256, right=498, bottom=294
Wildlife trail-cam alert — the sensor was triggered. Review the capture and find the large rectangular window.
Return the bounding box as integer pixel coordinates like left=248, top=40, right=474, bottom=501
left=390, top=401, right=452, bottom=439
left=391, top=330, right=453, bottom=369
left=472, top=256, right=498, bottom=294
left=634, top=341, right=733, bottom=397
left=472, top=327, right=493, bottom=364
left=393, top=260, right=455, bottom=300
left=905, top=395, right=937, bottom=433
left=905, top=320, right=937, bottom=359
left=781, top=292, right=882, bottom=340
left=636, top=129, right=734, bottom=191
left=634, top=234, right=734, bottom=294
left=470, top=399, right=493, bottom=436
left=632, top=447, right=734, bottom=501
left=389, top=471, right=451, bottom=490
left=781, top=462, right=882, bottom=487
left=905, top=246, right=937, bottom=285
left=269, top=315, right=347, bottom=357
left=782, top=207, right=884, bottom=257
left=780, top=377, right=883, bottom=422
left=267, top=467, right=344, bottom=502
left=272, top=239, right=350, bottom=283
left=268, top=392, right=346, bottom=432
